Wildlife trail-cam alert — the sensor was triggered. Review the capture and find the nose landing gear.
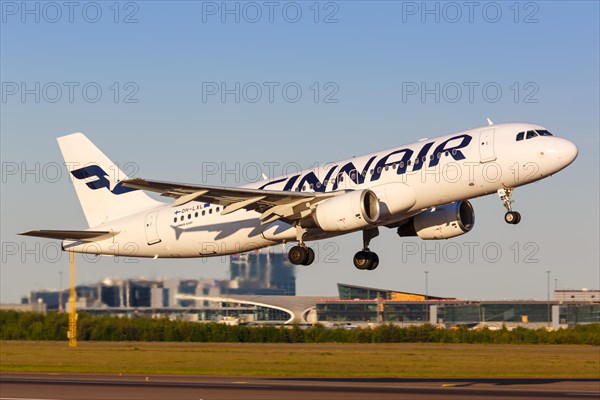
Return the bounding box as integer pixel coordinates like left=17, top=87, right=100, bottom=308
left=504, top=211, right=521, bottom=224
left=498, top=188, right=521, bottom=225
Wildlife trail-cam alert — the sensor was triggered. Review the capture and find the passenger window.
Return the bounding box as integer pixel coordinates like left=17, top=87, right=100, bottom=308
left=516, top=132, right=524, bottom=141
left=173, top=217, right=177, bottom=223
left=216, top=207, right=220, bottom=212
left=180, top=216, right=184, bottom=221
left=195, top=212, right=198, bottom=218
left=202, top=210, right=206, bottom=216
left=209, top=209, right=213, bottom=214
left=188, top=214, right=191, bottom=219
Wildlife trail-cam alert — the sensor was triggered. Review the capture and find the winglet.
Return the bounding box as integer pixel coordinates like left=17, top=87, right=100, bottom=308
left=486, top=118, right=494, bottom=126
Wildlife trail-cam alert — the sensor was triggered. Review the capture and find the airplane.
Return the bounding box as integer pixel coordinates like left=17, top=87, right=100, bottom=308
left=20, top=121, right=578, bottom=270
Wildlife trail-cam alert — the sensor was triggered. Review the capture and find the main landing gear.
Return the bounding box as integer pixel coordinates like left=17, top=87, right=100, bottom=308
left=498, top=188, right=521, bottom=225
left=288, top=245, right=315, bottom=266
left=287, top=225, right=315, bottom=266
left=353, top=228, right=380, bottom=270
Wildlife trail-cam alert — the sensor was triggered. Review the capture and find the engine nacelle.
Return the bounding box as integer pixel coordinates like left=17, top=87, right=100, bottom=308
left=397, top=200, right=475, bottom=240
left=312, top=190, right=380, bottom=232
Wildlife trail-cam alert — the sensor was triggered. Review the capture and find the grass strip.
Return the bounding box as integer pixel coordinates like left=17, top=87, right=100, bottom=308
left=1, top=341, right=598, bottom=378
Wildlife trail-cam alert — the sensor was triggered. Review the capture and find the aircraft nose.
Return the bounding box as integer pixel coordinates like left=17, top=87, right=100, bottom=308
left=557, top=138, right=578, bottom=166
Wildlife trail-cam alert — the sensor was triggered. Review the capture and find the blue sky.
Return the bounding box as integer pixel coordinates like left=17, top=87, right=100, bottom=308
left=1, top=1, right=598, bottom=302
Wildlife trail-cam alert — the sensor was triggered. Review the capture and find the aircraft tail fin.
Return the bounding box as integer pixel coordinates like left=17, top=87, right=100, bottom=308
left=57, top=133, right=162, bottom=227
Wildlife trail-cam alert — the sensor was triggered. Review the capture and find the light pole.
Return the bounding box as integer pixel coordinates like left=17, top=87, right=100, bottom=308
left=554, top=278, right=559, bottom=291
left=546, top=270, right=551, bottom=302
left=58, top=271, right=63, bottom=313
left=546, top=270, right=551, bottom=328
left=424, top=270, right=429, bottom=324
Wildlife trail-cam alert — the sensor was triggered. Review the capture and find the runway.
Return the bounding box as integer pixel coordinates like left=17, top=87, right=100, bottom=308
left=1, top=373, right=599, bottom=400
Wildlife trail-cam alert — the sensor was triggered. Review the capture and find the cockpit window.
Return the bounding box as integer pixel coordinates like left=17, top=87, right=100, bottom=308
left=516, top=132, right=524, bottom=141
left=535, top=129, right=553, bottom=136
left=526, top=130, right=538, bottom=139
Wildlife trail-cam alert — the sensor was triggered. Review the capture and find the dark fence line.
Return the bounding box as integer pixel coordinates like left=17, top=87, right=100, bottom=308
left=1, top=311, right=598, bottom=345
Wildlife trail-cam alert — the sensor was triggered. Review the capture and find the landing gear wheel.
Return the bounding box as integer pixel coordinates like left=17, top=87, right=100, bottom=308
left=513, top=212, right=521, bottom=224
left=368, top=252, right=379, bottom=270
left=288, top=246, right=308, bottom=265
left=353, top=251, right=379, bottom=270
left=504, top=211, right=521, bottom=225
left=353, top=251, right=372, bottom=270
left=302, top=247, right=315, bottom=266
left=498, top=188, right=521, bottom=225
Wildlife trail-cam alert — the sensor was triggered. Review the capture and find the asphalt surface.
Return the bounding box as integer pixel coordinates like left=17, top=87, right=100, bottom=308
left=1, top=372, right=599, bottom=400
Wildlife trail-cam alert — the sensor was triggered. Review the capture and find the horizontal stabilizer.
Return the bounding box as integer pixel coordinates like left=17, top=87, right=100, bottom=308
left=19, top=230, right=118, bottom=241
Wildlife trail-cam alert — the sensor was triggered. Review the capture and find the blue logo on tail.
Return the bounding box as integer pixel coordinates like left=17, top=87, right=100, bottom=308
left=71, top=165, right=136, bottom=195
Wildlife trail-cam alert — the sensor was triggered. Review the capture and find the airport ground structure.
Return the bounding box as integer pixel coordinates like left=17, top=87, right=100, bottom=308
left=5, top=253, right=599, bottom=329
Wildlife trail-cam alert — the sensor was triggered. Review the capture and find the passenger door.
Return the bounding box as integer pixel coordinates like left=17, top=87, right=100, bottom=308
left=479, top=128, right=496, bottom=163
left=144, top=210, right=161, bottom=245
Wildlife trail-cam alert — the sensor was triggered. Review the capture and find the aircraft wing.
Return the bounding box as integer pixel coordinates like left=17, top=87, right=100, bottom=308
left=19, top=230, right=118, bottom=241
left=122, top=178, right=343, bottom=225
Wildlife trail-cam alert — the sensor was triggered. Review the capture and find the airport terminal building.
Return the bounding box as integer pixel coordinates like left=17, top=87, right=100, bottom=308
left=16, top=253, right=600, bottom=328
left=316, top=284, right=599, bottom=329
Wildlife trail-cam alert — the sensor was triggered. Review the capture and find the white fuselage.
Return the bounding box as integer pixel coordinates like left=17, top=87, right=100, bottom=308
left=64, top=122, right=577, bottom=258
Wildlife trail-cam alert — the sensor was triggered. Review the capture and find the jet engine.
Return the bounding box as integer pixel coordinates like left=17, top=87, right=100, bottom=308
left=397, top=200, right=475, bottom=240
left=311, top=190, right=380, bottom=232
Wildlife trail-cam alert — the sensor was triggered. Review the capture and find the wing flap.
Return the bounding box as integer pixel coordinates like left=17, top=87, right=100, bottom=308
left=122, top=178, right=342, bottom=223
